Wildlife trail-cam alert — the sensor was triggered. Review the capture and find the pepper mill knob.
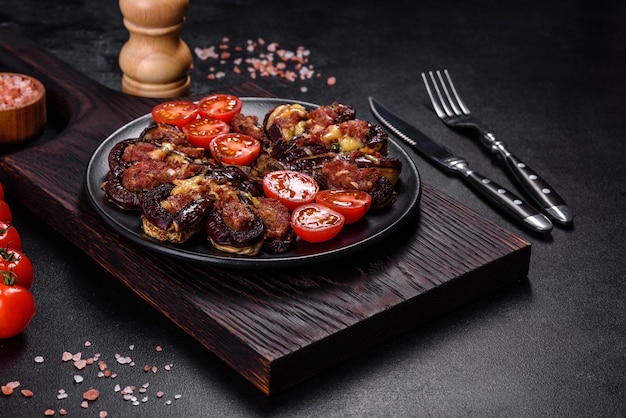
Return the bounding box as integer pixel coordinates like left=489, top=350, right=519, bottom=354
left=119, top=0, right=192, bottom=98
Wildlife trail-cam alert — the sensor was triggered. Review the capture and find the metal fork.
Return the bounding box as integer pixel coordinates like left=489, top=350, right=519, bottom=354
left=421, top=69, right=572, bottom=226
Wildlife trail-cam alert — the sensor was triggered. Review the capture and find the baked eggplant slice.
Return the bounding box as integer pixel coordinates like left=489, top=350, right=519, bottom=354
left=141, top=182, right=213, bottom=243
left=205, top=196, right=265, bottom=255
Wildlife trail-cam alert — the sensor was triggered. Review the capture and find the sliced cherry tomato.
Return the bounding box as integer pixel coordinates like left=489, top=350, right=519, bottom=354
left=182, top=117, right=231, bottom=148
left=263, top=170, right=319, bottom=211
left=210, top=133, right=261, bottom=166
left=0, top=274, right=36, bottom=339
left=291, top=203, right=345, bottom=243
left=0, top=222, right=20, bottom=251
left=0, top=248, right=33, bottom=290
left=198, top=94, right=243, bottom=122
left=0, top=200, right=11, bottom=223
left=151, top=100, right=198, bottom=128
left=315, top=189, right=372, bottom=224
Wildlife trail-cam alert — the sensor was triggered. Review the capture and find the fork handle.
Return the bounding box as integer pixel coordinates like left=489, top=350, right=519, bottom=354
left=458, top=168, right=553, bottom=234
left=501, top=153, right=573, bottom=226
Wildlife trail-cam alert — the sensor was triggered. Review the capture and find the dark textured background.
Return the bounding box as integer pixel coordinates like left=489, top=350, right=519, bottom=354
left=1, top=1, right=625, bottom=416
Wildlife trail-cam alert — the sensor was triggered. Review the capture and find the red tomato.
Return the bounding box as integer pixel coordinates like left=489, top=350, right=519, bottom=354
left=291, top=203, right=345, bottom=243
left=263, top=170, right=319, bottom=211
left=0, top=276, right=36, bottom=339
left=182, top=117, right=231, bottom=148
left=315, top=189, right=372, bottom=224
left=210, top=133, right=261, bottom=166
left=0, top=248, right=33, bottom=290
left=198, top=94, right=243, bottom=122
left=0, top=222, right=21, bottom=251
left=0, top=200, right=11, bottom=223
left=151, top=100, right=198, bottom=128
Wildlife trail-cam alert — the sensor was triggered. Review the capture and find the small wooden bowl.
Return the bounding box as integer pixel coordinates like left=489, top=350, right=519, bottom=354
left=0, top=72, right=47, bottom=144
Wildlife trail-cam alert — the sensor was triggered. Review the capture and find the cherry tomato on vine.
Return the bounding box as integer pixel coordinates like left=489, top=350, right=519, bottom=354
left=0, top=247, right=33, bottom=290
left=198, top=94, right=243, bottom=122
left=0, top=221, right=21, bottom=251
left=0, top=274, right=36, bottom=339
left=291, top=203, right=345, bottom=243
left=0, top=200, right=11, bottom=223
left=210, top=133, right=261, bottom=166
left=315, top=189, right=372, bottom=224
left=182, top=117, right=231, bottom=148
left=263, top=170, right=319, bottom=211
left=151, top=100, right=198, bottom=128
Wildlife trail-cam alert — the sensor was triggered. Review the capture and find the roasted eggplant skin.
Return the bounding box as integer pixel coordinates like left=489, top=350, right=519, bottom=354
left=102, top=170, right=144, bottom=210
left=204, top=205, right=265, bottom=254
left=141, top=183, right=214, bottom=233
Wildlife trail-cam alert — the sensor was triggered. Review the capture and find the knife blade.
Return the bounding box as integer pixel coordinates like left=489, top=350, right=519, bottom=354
left=368, top=96, right=552, bottom=234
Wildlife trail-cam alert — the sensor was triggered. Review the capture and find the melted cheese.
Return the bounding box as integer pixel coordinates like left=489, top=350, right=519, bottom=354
left=322, top=125, right=364, bottom=152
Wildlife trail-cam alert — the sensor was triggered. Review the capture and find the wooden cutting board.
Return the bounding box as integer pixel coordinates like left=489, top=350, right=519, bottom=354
left=0, top=30, right=531, bottom=395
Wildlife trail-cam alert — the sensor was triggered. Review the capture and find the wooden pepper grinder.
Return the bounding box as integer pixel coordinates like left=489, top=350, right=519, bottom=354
left=119, top=0, right=192, bottom=98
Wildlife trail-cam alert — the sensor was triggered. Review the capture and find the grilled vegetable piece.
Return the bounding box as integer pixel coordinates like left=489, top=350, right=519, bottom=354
left=253, top=197, right=297, bottom=254
left=205, top=196, right=265, bottom=255
left=141, top=181, right=214, bottom=243
left=321, top=159, right=396, bottom=209
left=140, top=122, right=189, bottom=146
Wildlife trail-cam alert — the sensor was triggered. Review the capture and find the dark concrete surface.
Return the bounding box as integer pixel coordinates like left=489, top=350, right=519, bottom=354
left=1, top=1, right=625, bottom=416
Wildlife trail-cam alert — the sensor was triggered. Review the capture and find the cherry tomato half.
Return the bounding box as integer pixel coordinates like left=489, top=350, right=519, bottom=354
left=0, top=248, right=33, bottom=290
left=182, top=117, right=231, bottom=148
left=210, top=133, right=261, bottom=166
left=315, top=189, right=372, bottom=224
left=0, top=278, right=36, bottom=339
left=0, top=222, right=21, bottom=251
left=263, top=170, right=319, bottom=212
left=198, top=94, right=243, bottom=122
left=291, top=203, right=345, bottom=243
left=0, top=200, right=11, bottom=223
left=152, top=100, right=198, bottom=128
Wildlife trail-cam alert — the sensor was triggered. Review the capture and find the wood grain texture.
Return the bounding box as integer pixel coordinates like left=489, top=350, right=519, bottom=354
left=0, top=30, right=531, bottom=395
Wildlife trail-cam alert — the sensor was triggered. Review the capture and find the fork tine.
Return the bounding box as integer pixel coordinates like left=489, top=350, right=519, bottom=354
left=442, top=69, right=471, bottom=115
left=420, top=72, right=446, bottom=119
left=435, top=70, right=461, bottom=116
left=421, top=71, right=454, bottom=118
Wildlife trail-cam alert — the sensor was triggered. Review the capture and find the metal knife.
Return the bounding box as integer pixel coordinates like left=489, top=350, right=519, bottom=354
left=368, top=96, right=553, bottom=234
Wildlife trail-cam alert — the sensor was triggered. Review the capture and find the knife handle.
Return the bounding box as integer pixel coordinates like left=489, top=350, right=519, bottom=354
left=461, top=170, right=553, bottom=233
left=502, top=153, right=573, bottom=226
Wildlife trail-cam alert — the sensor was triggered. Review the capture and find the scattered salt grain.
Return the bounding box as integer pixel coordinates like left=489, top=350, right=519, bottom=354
left=44, top=409, right=55, bottom=416
left=74, top=359, right=87, bottom=369
left=62, top=351, right=73, bottom=362
left=74, top=375, right=84, bottom=383
left=83, top=388, right=100, bottom=401
left=84, top=341, right=92, bottom=347
left=34, top=356, right=44, bottom=363
left=21, top=389, right=33, bottom=397
left=114, top=384, right=121, bottom=392
left=81, top=400, right=89, bottom=409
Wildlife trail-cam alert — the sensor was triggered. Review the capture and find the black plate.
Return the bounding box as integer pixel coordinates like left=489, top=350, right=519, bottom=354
left=85, top=97, right=421, bottom=268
